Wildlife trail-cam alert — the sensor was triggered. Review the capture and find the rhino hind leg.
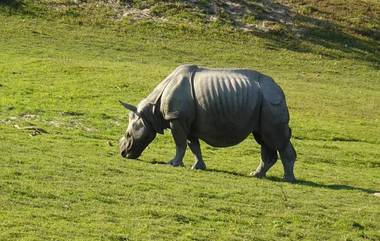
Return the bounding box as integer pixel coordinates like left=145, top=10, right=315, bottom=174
left=252, top=124, right=296, bottom=182
left=279, top=141, right=297, bottom=182
left=188, top=138, right=206, bottom=170
left=250, top=144, right=278, bottom=178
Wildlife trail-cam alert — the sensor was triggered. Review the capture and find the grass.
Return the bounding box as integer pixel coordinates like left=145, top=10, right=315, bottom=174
left=0, top=1, right=379, bottom=240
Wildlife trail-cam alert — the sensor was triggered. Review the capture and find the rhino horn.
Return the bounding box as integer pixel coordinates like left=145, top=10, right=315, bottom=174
left=119, top=100, right=137, bottom=113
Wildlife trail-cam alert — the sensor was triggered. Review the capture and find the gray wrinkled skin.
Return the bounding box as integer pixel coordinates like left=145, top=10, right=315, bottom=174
left=119, top=65, right=297, bottom=182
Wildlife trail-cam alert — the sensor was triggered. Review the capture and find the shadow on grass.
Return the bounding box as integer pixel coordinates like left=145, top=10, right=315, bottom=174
left=145, top=159, right=168, bottom=165
left=267, top=176, right=378, bottom=194
left=206, top=169, right=378, bottom=194
left=143, top=159, right=248, bottom=177
left=205, top=169, right=377, bottom=194
left=204, top=168, right=247, bottom=177
left=258, top=15, right=380, bottom=67
left=241, top=1, right=380, bottom=67
left=0, top=0, right=24, bottom=11
left=140, top=159, right=377, bottom=194
left=164, top=0, right=380, bottom=67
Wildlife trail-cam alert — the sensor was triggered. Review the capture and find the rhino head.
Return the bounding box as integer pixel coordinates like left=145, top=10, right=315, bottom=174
left=119, top=100, right=157, bottom=159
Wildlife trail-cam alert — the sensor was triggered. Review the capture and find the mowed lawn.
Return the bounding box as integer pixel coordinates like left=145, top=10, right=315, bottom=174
left=0, top=5, right=379, bottom=241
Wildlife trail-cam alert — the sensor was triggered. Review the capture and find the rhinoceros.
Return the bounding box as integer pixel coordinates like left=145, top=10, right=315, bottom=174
left=119, top=65, right=297, bottom=182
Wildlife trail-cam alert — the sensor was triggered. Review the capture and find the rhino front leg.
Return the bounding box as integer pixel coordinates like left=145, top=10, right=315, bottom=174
left=250, top=144, right=278, bottom=178
left=168, top=120, right=187, bottom=167
left=188, top=138, right=206, bottom=170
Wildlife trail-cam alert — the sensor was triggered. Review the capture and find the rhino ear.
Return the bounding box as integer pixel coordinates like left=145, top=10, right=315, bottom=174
left=119, top=100, right=137, bottom=113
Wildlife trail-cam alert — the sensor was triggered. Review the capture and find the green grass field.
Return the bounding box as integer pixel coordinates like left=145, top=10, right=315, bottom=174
left=0, top=1, right=379, bottom=240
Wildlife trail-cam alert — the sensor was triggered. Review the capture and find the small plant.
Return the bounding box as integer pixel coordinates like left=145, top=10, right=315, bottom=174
left=243, top=14, right=256, bottom=25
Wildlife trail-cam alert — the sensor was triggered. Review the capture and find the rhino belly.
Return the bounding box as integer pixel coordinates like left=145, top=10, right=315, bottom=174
left=196, top=123, right=253, bottom=147
left=194, top=108, right=259, bottom=147
left=192, top=70, right=261, bottom=147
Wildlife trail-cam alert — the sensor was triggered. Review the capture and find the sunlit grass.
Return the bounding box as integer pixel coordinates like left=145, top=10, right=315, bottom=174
left=0, top=1, right=379, bottom=240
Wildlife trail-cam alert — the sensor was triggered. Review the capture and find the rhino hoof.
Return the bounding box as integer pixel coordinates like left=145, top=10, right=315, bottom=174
left=283, top=175, right=296, bottom=183
left=250, top=171, right=266, bottom=178
left=191, top=162, right=206, bottom=170
left=169, top=160, right=184, bottom=167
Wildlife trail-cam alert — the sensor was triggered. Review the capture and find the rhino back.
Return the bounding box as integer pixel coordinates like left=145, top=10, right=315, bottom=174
left=192, top=68, right=262, bottom=147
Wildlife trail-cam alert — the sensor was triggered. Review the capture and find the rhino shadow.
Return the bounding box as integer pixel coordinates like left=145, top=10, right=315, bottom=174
left=206, top=169, right=378, bottom=194
left=267, top=176, right=378, bottom=194
left=139, top=159, right=377, bottom=194
left=141, top=158, right=248, bottom=177
left=203, top=168, right=248, bottom=177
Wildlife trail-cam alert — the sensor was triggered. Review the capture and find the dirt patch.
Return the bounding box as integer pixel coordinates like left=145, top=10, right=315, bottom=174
left=115, top=4, right=167, bottom=22
left=122, top=7, right=151, bottom=19
left=220, top=0, right=295, bottom=32
left=14, top=124, right=48, bottom=136
left=61, top=0, right=296, bottom=32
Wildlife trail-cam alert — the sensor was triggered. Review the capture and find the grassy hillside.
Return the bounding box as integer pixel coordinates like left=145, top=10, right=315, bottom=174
left=0, top=0, right=379, bottom=240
